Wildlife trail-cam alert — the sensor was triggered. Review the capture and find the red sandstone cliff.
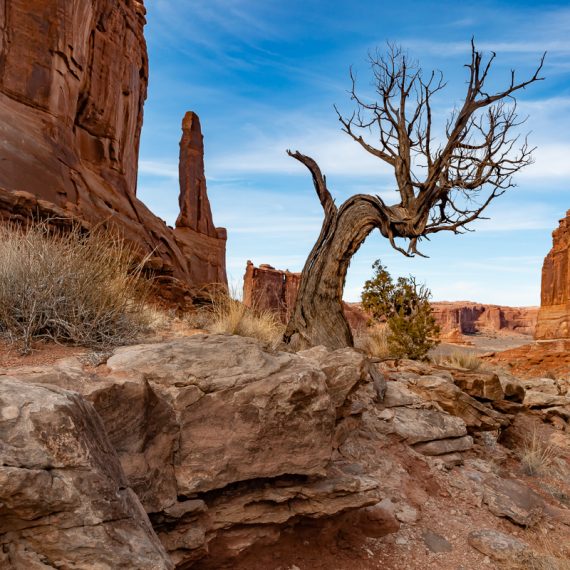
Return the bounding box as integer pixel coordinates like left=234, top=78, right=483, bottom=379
left=243, top=261, right=301, bottom=321
left=431, top=302, right=538, bottom=336
left=0, top=0, right=226, bottom=302
left=536, top=210, right=570, bottom=339
left=243, top=263, right=537, bottom=336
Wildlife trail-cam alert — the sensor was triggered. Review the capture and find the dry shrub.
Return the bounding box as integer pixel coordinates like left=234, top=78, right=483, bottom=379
left=0, top=223, right=150, bottom=353
left=206, top=292, right=285, bottom=348
left=435, top=350, right=482, bottom=370
left=354, top=324, right=391, bottom=359
left=508, top=529, right=570, bottom=570
left=519, top=429, right=559, bottom=477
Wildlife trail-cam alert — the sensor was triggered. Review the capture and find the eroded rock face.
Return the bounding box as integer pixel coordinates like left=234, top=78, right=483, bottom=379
left=0, top=379, right=172, bottom=570
left=243, top=261, right=301, bottom=321
left=536, top=210, right=570, bottom=339
left=0, top=1, right=226, bottom=302
left=5, top=335, right=380, bottom=566
left=432, top=302, right=538, bottom=336
left=174, top=112, right=227, bottom=290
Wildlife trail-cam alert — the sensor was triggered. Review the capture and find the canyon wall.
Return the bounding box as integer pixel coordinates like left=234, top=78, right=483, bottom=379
left=0, top=0, right=226, bottom=303
left=243, top=263, right=537, bottom=335
left=536, top=209, right=570, bottom=339
left=432, top=302, right=538, bottom=336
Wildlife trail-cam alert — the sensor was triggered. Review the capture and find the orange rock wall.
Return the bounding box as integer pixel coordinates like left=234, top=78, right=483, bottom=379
left=0, top=0, right=226, bottom=303
left=243, top=261, right=301, bottom=321
left=536, top=210, right=570, bottom=339
left=431, top=302, right=538, bottom=336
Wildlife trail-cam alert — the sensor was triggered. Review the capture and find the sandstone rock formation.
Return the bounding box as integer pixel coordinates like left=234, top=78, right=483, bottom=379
left=536, top=209, right=570, bottom=339
left=0, top=0, right=226, bottom=303
left=243, top=261, right=301, bottom=320
left=174, top=112, right=227, bottom=291
left=0, top=379, right=172, bottom=569
left=431, top=302, right=538, bottom=336
left=2, top=334, right=570, bottom=568
left=4, top=335, right=383, bottom=566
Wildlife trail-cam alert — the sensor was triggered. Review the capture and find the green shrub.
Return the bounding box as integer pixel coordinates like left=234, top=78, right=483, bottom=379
left=0, top=223, right=150, bottom=353
left=361, top=260, right=439, bottom=359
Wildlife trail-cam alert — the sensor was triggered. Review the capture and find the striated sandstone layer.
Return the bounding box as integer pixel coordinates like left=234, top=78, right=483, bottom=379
left=0, top=0, right=226, bottom=303
left=431, top=302, right=538, bottom=336
left=536, top=210, right=570, bottom=339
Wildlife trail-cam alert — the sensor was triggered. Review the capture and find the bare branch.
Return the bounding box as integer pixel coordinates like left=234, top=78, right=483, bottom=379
left=287, top=150, right=337, bottom=218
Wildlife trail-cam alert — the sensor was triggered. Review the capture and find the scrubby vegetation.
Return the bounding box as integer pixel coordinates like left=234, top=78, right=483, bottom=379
left=361, top=260, right=439, bottom=359
left=0, top=223, right=150, bottom=353
left=434, top=350, right=483, bottom=370
left=519, top=428, right=558, bottom=477
left=354, top=324, right=390, bottom=359
left=188, top=291, right=285, bottom=349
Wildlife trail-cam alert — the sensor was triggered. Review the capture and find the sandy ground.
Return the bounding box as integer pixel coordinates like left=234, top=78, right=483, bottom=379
left=432, top=333, right=534, bottom=358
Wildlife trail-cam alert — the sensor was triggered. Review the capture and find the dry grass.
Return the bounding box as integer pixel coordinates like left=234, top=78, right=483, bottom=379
left=434, top=350, right=482, bottom=370
left=203, top=292, right=285, bottom=348
left=354, top=324, right=391, bottom=359
left=0, top=223, right=150, bottom=353
left=513, top=530, right=570, bottom=570
left=519, top=429, right=559, bottom=477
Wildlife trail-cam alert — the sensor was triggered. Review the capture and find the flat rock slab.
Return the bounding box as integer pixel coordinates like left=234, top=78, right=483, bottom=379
left=468, top=529, right=529, bottom=562
left=413, top=435, right=473, bottom=456
left=483, top=476, right=545, bottom=527
left=422, top=530, right=452, bottom=553
left=392, top=407, right=467, bottom=445
left=452, top=371, right=505, bottom=402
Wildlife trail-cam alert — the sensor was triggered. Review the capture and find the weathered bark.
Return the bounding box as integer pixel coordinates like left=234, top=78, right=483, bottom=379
left=283, top=193, right=389, bottom=349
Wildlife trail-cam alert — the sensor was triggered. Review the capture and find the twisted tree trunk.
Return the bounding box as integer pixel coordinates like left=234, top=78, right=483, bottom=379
left=284, top=195, right=389, bottom=349
left=283, top=153, right=398, bottom=350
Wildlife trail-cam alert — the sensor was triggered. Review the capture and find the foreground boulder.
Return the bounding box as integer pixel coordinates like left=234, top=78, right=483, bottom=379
left=0, top=379, right=172, bottom=569
left=4, top=334, right=382, bottom=566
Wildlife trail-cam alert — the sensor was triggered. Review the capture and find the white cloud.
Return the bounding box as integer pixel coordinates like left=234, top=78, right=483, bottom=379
left=139, top=160, right=178, bottom=179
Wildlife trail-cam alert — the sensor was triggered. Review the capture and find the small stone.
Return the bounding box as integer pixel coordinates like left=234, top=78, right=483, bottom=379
left=422, top=530, right=452, bottom=553
left=395, top=535, right=409, bottom=545
left=468, top=529, right=529, bottom=562
left=396, top=504, right=418, bottom=524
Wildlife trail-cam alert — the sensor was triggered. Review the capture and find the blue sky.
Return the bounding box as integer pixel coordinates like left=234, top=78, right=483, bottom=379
left=137, top=0, right=570, bottom=306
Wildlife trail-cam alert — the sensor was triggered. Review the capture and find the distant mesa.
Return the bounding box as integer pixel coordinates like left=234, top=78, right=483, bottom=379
left=0, top=0, right=225, bottom=305
left=243, top=262, right=538, bottom=336
left=536, top=209, right=570, bottom=340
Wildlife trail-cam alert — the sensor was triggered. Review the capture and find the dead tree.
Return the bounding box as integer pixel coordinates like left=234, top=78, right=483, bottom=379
left=284, top=41, right=545, bottom=350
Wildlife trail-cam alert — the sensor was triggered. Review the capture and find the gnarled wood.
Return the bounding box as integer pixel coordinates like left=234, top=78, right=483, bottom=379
left=285, top=42, right=544, bottom=350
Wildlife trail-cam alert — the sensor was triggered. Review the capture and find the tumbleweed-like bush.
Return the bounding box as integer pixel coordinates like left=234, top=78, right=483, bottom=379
left=0, top=223, right=150, bottom=353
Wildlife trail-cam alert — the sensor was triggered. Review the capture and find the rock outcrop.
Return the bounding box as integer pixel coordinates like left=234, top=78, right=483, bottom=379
left=0, top=379, right=172, bottom=569
left=243, top=261, right=301, bottom=320
left=536, top=209, right=570, bottom=339
left=2, top=334, right=570, bottom=568
left=431, top=302, right=538, bottom=336
left=3, top=335, right=383, bottom=566
left=0, top=0, right=226, bottom=303
left=173, top=112, right=227, bottom=291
